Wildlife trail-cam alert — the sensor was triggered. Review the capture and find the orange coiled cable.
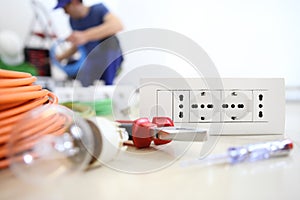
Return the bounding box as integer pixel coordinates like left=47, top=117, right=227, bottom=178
left=0, top=69, right=60, bottom=169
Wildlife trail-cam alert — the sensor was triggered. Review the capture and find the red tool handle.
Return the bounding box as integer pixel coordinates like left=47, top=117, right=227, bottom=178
left=132, top=117, right=173, bottom=148
left=152, top=117, right=173, bottom=146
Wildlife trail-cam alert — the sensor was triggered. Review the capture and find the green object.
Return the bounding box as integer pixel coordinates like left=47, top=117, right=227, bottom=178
left=0, top=60, right=38, bottom=76
left=61, top=99, right=112, bottom=117
left=61, top=102, right=96, bottom=118
left=82, top=99, right=113, bottom=116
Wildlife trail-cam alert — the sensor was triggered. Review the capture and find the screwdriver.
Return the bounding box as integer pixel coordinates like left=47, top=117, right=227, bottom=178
left=181, top=139, right=293, bottom=167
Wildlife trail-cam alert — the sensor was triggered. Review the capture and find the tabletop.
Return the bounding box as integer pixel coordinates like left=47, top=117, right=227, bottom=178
left=0, top=102, right=299, bottom=200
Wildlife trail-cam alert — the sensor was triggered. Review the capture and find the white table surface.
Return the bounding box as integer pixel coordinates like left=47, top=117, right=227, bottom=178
left=1, top=102, right=299, bottom=200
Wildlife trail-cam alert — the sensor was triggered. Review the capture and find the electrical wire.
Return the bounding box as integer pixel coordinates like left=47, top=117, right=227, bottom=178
left=82, top=99, right=112, bottom=116
left=0, top=69, right=59, bottom=169
left=60, top=102, right=96, bottom=118
left=61, top=99, right=112, bottom=117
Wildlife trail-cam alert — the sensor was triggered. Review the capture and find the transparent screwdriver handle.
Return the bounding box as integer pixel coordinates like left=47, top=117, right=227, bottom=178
left=227, top=139, right=293, bottom=164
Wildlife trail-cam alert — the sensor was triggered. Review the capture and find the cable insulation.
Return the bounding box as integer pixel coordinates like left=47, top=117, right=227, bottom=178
left=0, top=69, right=59, bottom=169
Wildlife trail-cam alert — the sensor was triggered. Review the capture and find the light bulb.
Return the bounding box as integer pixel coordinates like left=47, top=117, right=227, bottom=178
left=8, top=105, right=95, bottom=184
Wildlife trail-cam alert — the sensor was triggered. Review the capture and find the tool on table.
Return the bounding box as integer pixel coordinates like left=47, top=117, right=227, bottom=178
left=181, top=139, right=293, bottom=167
left=118, top=117, right=207, bottom=148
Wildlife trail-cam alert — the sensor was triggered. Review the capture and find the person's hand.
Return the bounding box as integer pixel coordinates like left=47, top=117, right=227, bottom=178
left=55, top=54, right=64, bottom=62
left=67, top=31, right=88, bottom=46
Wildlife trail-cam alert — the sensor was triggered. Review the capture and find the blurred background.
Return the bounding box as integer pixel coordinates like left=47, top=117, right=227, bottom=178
left=0, top=0, right=299, bottom=99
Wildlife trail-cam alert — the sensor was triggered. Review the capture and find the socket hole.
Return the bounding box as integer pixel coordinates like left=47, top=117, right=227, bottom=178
left=179, top=95, right=184, bottom=101
left=179, top=111, right=183, bottom=118
left=231, top=92, right=237, bottom=96
left=259, top=94, right=263, bottom=101
left=259, top=111, right=263, bottom=118
left=201, top=117, right=205, bottom=120
left=200, top=104, right=205, bottom=108
left=207, top=104, right=213, bottom=108
left=191, top=104, right=198, bottom=109
left=231, top=116, right=237, bottom=120
left=231, top=104, right=235, bottom=108
left=201, top=92, right=206, bottom=96
left=222, top=104, right=228, bottom=108
left=237, top=104, right=244, bottom=108
left=179, top=104, right=184, bottom=109
left=259, top=104, right=263, bottom=108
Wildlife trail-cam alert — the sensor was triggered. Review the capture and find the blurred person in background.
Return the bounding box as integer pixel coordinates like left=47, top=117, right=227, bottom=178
left=54, top=0, right=124, bottom=86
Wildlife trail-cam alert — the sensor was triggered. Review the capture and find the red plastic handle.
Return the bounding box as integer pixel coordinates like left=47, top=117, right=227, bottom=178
left=152, top=117, right=173, bottom=146
left=132, top=117, right=173, bottom=148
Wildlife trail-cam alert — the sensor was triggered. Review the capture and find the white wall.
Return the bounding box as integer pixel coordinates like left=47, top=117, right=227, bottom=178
left=0, top=0, right=299, bottom=86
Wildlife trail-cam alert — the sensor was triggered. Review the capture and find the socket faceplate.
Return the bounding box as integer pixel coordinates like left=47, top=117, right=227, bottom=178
left=140, top=78, right=285, bottom=135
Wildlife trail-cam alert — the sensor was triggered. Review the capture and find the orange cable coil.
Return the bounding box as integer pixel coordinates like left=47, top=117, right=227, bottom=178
left=0, top=69, right=60, bottom=169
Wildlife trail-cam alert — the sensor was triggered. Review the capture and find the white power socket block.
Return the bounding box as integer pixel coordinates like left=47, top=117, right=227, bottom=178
left=139, top=78, right=285, bottom=135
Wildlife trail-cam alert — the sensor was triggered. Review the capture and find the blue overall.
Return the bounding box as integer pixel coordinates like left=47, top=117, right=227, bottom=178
left=70, top=3, right=123, bottom=86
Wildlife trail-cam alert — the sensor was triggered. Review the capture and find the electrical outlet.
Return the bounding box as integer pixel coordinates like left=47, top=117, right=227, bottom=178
left=253, top=90, right=267, bottom=121
left=221, top=90, right=252, bottom=122
left=189, top=90, right=221, bottom=122
left=173, top=90, right=189, bottom=122
left=139, top=78, right=285, bottom=135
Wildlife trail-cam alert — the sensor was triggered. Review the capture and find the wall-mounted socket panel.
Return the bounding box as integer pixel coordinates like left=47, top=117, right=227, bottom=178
left=140, top=78, right=285, bottom=135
